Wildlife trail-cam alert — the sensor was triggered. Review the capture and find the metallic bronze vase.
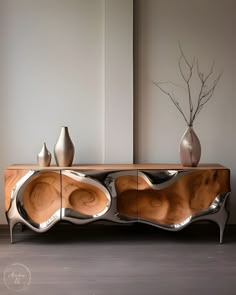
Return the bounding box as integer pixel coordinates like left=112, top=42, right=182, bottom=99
left=179, top=126, right=201, bottom=167
left=54, top=126, right=75, bottom=167
left=37, top=142, right=51, bottom=167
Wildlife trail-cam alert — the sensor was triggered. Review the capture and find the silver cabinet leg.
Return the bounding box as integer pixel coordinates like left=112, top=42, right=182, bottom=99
left=191, top=193, right=230, bottom=244
left=218, top=201, right=230, bottom=244
left=208, top=193, right=230, bottom=244
left=9, top=219, right=24, bottom=244
left=219, top=220, right=227, bottom=244
left=9, top=220, right=15, bottom=244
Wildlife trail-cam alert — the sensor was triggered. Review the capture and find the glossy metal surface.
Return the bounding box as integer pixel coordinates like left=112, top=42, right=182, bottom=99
left=6, top=169, right=230, bottom=244
left=54, top=126, right=74, bottom=166
left=37, top=142, right=51, bottom=167
left=139, top=192, right=230, bottom=243
left=138, top=169, right=188, bottom=189
left=6, top=170, right=61, bottom=243
left=104, top=170, right=139, bottom=223
left=180, top=127, right=201, bottom=167
left=61, top=170, right=111, bottom=223
left=60, top=170, right=137, bottom=225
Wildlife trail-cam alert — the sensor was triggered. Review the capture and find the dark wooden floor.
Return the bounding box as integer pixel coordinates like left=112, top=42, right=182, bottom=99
left=0, top=222, right=236, bottom=295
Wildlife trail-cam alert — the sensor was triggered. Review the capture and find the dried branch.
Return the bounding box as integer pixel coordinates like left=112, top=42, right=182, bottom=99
left=178, top=42, right=195, bottom=124
left=157, top=81, right=186, bottom=90
left=152, top=81, right=189, bottom=125
left=178, top=41, right=194, bottom=71
left=153, top=43, right=222, bottom=127
left=191, top=68, right=223, bottom=125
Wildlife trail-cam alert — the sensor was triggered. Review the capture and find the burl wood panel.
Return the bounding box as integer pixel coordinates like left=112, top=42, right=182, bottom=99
left=117, top=169, right=230, bottom=224
left=61, top=174, right=109, bottom=216
left=22, top=172, right=61, bottom=224
left=115, top=175, right=151, bottom=218
left=115, top=175, right=150, bottom=194
left=5, top=169, right=29, bottom=212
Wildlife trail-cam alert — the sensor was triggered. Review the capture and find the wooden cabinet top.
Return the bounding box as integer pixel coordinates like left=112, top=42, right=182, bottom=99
left=5, top=163, right=229, bottom=170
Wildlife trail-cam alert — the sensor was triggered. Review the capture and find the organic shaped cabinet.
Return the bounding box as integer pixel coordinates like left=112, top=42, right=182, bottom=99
left=5, top=164, right=231, bottom=243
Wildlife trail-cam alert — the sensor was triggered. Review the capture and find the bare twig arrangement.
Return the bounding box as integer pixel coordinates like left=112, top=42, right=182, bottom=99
left=153, top=42, right=223, bottom=127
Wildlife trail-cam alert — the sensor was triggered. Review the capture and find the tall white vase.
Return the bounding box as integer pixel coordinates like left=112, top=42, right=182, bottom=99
left=54, top=126, right=75, bottom=167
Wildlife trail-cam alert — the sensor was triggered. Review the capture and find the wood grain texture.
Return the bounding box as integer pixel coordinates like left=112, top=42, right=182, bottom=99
left=115, top=175, right=150, bottom=194
left=6, top=163, right=227, bottom=170
left=5, top=166, right=230, bottom=227
left=22, top=172, right=61, bottom=224
left=61, top=174, right=109, bottom=216
left=116, top=175, right=151, bottom=218
left=4, top=169, right=29, bottom=212
left=117, top=169, right=230, bottom=224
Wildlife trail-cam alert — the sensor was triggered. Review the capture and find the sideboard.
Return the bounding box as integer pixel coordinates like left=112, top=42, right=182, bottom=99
left=5, top=164, right=231, bottom=243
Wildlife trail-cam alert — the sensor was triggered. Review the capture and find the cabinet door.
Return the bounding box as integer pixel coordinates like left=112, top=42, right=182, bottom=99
left=60, top=169, right=140, bottom=223
left=137, top=169, right=230, bottom=227
left=6, top=170, right=61, bottom=230
left=111, top=170, right=139, bottom=221
left=5, top=169, right=29, bottom=213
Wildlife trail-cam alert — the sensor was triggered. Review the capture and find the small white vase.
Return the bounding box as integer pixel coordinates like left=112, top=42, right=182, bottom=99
left=54, top=126, right=75, bottom=167
left=37, top=142, right=51, bottom=167
left=179, top=126, right=201, bottom=167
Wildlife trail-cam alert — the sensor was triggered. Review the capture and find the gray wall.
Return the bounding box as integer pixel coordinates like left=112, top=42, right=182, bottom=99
left=0, top=0, right=133, bottom=224
left=134, top=0, right=236, bottom=222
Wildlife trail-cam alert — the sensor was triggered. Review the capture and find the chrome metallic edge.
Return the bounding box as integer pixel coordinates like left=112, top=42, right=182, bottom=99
left=61, top=170, right=137, bottom=224
left=62, top=170, right=138, bottom=225
left=61, top=170, right=112, bottom=220
left=138, top=170, right=190, bottom=190
left=103, top=170, right=138, bottom=223
left=103, top=169, right=192, bottom=223
left=138, top=192, right=230, bottom=244
left=9, top=170, right=35, bottom=210
left=7, top=170, right=61, bottom=243
left=6, top=169, right=230, bottom=244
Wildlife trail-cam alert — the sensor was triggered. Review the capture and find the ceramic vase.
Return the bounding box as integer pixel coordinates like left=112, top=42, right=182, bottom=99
left=54, top=126, right=75, bottom=167
left=179, top=126, right=201, bottom=167
left=37, top=142, right=51, bottom=167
